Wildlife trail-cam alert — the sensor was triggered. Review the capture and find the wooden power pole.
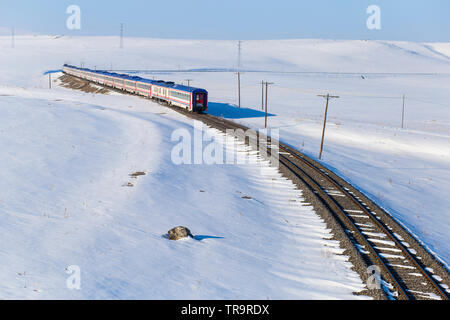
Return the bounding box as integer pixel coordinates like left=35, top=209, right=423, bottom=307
left=264, top=82, right=274, bottom=128
left=401, top=94, right=406, bottom=129
left=236, top=41, right=243, bottom=108
left=236, top=72, right=241, bottom=108
left=317, top=93, right=339, bottom=160
left=261, top=80, right=264, bottom=110
left=185, top=79, right=193, bottom=87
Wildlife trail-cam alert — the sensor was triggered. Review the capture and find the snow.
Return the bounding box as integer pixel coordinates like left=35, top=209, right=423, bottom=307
left=0, top=88, right=367, bottom=299
left=0, top=35, right=448, bottom=298
left=0, top=36, right=374, bottom=299
left=133, top=39, right=450, bottom=268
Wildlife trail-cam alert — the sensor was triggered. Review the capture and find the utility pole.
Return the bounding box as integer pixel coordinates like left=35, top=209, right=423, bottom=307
left=401, top=94, right=406, bottom=129
left=264, top=82, right=274, bottom=128
left=49, top=73, right=51, bottom=89
left=317, top=94, right=340, bottom=160
left=235, top=40, right=243, bottom=108
left=11, top=27, right=14, bottom=48
left=261, top=80, right=265, bottom=110
left=120, top=23, right=124, bottom=49
left=236, top=72, right=242, bottom=108
left=185, top=79, right=193, bottom=86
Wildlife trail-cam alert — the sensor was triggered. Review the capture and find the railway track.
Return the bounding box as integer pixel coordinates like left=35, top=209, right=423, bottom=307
left=61, top=73, right=450, bottom=300
left=187, top=112, right=450, bottom=300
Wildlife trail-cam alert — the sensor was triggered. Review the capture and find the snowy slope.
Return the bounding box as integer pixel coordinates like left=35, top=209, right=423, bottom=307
left=177, top=69, right=450, bottom=267
left=0, top=35, right=449, bottom=298
left=0, top=81, right=366, bottom=299
left=1, top=36, right=450, bottom=87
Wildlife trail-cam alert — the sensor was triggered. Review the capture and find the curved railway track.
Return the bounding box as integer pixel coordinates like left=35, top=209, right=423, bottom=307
left=61, top=73, right=450, bottom=300
left=190, top=113, right=450, bottom=301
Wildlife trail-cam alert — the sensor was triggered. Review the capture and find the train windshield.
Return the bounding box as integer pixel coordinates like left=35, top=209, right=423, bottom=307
left=195, top=93, right=204, bottom=107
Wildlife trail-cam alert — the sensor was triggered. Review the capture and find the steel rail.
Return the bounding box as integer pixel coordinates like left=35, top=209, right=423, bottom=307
left=198, top=113, right=448, bottom=300
left=277, top=143, right=450, bottom=300
left=199, top=115, right=410, bottom=299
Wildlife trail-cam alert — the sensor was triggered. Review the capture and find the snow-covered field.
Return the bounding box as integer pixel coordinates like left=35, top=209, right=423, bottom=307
left=0, top=87, right=368, bottom=299
left=0, top=36, right=371, bottom=299
left=0, top=35, right=448, bottom=298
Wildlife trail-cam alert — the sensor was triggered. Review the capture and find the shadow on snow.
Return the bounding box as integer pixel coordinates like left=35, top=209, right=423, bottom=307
left=161, top=234, right=225, bottom=241
left=206, top=102, right=276, bottom=119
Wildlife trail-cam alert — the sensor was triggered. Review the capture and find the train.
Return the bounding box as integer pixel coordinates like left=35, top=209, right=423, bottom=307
left=62, top=64, right=208, bottom=112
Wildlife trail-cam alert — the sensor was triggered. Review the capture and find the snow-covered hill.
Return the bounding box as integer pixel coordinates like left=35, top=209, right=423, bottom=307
left=0, top=35, right=449, bottom=298
left=1, top=86, right=369, bottom=299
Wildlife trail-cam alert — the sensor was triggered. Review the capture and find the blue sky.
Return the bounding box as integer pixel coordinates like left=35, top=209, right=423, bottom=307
left=0, top=0, right=448, bottom=41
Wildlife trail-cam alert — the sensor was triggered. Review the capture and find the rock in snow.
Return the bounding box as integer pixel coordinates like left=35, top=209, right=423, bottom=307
left=168, top=226, right=194, bottom=240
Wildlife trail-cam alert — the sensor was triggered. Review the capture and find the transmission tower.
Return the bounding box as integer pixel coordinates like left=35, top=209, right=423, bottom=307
left=120, top=23, right=124, bottom=49
left=237, top=40, right=242, bottom=71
